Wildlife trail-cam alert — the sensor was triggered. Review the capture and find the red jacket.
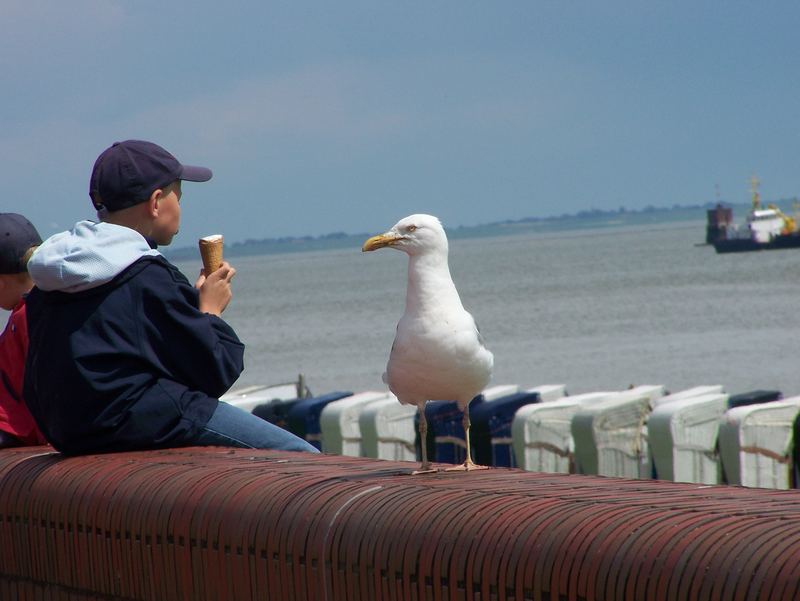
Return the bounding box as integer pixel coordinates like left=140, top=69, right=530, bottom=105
left=0, top=299, right=47, bottom=445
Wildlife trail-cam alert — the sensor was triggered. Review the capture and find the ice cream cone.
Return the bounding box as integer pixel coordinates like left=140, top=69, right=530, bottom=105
left=199, top=234, right=224, bottom=274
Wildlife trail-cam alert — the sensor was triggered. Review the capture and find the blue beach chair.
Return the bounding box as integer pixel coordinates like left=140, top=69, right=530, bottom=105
left=285, top=392, right=354, bottom=450
left=727, top=390, right=782, bottom=409
left=470, top=390, right=543, bottom=467
left=419, top=395, right=486, bottom=465
left=252, top=397, right=302, bottom=430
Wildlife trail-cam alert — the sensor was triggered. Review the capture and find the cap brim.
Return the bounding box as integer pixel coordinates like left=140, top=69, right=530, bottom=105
left=179, top=165, right=213, bottom=182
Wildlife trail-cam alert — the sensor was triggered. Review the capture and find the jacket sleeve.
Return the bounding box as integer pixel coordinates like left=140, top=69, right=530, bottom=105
left=136, top=261, right=245, bottom=398
left=0, top=303, right=27, bottom=402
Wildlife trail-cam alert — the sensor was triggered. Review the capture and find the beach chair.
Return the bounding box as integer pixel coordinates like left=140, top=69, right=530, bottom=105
left=650, top=385, right=725, bottom=409
left=252, top=397, right=300, bottom=430
left=524, top=384, right=568, bottom=403
left=359, top=395, right=417, bottom=461
left=320, top=391, right=392, bottom=456
left=512, top=392, right=616, bottom=473
left=421, top=384, right=522, bottom=465
left=471, top=388, right=564, bottom=467
left=220, top=383, right=300, bottom=413
left=718, top=396, right=800, bottom=489
left=726, top=390, right=782, bottom=409
left=648, top=392, right=730, bottom=483
left=285, top=391, right=354, bottom=450
left=572, top=385, right=665, bottom=478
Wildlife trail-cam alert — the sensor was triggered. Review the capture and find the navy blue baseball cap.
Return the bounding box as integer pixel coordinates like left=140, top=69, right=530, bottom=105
left=0, top=213, right=42, bottom=274
left=89, top=140, right=213, bottom=211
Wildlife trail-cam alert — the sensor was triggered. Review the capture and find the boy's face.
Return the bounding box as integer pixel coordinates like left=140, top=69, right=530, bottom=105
left=151, top=181, right=182, bottom=246
left=0, top=272, right=33, bottom=311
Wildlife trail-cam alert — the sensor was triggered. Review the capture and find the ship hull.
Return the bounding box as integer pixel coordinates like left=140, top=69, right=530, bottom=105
left=713, top=233, right=800, bottom=253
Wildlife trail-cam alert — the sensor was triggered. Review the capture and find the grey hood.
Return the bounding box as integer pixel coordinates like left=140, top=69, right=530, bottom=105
left=28, top=220, right=161, bottom=293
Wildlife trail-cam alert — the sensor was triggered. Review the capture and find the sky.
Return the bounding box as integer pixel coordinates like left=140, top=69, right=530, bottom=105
left=2, top=1, right=800, bottom=245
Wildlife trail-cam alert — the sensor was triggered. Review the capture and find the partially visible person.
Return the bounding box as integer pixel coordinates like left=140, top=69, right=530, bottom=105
left=23, top=140, right=317, bottom=455
left=0, top=213, right=48, bottom=448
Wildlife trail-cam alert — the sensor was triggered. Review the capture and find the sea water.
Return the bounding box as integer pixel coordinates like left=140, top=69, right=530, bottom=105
left=172, top=220, right=800, bottom=398
left=7, top=220, right=800, bottom=398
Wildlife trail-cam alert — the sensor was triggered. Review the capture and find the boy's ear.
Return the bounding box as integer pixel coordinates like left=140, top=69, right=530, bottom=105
left=145, top=190, right=161, bottom=218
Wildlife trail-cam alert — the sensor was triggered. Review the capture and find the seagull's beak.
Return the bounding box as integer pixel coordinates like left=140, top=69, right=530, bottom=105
left=362, top=232, right=402, bottom=252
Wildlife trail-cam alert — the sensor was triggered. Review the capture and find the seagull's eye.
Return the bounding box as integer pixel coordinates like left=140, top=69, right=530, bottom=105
left=406, top=225, right=417, bottom=233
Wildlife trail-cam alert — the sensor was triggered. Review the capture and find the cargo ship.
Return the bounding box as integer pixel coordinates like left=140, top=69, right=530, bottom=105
left=707, top=176, right=800, bottom=253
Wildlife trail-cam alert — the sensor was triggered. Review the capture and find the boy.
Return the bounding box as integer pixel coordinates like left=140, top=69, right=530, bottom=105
left=24, top=140, right=316, bottom=455
left=0, top=213, right=48, bottom=448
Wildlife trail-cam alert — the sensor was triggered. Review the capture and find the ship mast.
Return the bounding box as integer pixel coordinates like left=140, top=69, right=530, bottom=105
left=750, top=174, right=761, bottom=210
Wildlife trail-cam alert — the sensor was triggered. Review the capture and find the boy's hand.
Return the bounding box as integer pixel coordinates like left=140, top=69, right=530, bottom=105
left=196, top=262, right=236, bottom=316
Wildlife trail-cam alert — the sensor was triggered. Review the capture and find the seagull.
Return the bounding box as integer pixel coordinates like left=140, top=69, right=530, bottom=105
left=362, top=214, right=493, bottom=473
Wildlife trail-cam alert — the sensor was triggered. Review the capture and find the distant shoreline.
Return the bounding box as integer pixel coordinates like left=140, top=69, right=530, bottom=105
left=163, top=200, right=788, bottom=261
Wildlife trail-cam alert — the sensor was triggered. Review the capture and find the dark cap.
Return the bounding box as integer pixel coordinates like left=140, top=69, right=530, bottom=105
left=0, top=213, right=42, bottom=274
left=89, top=139, right=213, bottom=212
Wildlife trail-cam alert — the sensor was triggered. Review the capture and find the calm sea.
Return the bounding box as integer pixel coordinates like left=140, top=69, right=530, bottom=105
left=176, top=220, right=800, bottom=398
left=8, top=220, right=800, bottom=399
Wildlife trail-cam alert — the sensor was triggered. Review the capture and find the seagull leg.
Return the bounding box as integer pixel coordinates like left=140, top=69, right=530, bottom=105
left=412, top=404, right=437, bottom=475
left=445, top=403, right=488, bottom=471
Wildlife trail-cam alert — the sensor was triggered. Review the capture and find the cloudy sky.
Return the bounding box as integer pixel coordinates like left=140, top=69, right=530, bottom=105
left=2, top=1, right=799, bottom=245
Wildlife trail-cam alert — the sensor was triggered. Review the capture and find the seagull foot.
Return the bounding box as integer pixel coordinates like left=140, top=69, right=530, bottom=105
left=444, top=460, right=488, bottom=472
left=411, top=464, right=438, bottom=475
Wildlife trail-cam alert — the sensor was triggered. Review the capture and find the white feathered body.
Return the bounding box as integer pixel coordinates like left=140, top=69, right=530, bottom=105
left=385, top=249, right=493, bottom=409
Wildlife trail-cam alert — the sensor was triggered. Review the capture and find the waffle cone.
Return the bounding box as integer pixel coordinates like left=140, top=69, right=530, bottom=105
left=199, top=235, right=224, bottom=274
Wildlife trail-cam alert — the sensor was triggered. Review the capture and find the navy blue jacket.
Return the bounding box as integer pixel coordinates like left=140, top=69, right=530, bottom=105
left=24, top=255, right=244, bottom=454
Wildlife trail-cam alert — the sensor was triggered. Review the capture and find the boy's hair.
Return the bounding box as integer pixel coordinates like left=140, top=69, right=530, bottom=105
left=21, top=246, right=38, bottom=270
left=17, top=244, right=39, bottom=281
left=1, top=247, right=38, bottom=284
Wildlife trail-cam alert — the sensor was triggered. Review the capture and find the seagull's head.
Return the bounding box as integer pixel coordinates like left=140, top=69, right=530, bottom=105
left=362, top=214, right=448, bottom=256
